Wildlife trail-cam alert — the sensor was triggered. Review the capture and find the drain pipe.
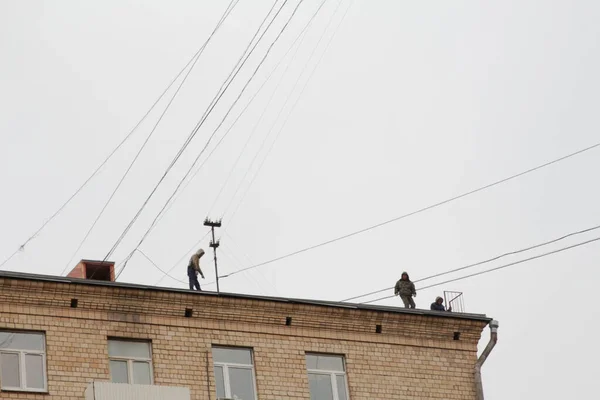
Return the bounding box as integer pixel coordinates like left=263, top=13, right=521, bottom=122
left=475, top=320, right=499, bottom=400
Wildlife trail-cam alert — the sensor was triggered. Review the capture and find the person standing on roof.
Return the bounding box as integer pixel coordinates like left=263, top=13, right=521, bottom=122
left=187, top=249, right=205, bottom=291
left=394, top=272, right=416, bottom=309
left=430, top=296, right=452, bottom=312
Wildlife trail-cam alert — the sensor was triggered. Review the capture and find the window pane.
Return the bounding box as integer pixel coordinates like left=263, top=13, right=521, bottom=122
left=133, top=361, right=152, bottom=385
left=336, top=375, right=348, bottom=400
left=0, top=353, right=20, bottom=388
left=25, top=354, right=45, bottom=389
left=306, top=354, right=318, bottom=370
left=308, top=373, right=333, bottom=400
left=214, top=365, right=226, bottom=398
left=108, top=340, right=151, bottom=359
left=212, top=347, right=252, bottom=365
left=229, top=367, right=256, bottom=400
left=0, top=332, right=44, bottom=351
left=306, top=354, right=344, bottom=372
left=109, top=360, right=129, bottom=383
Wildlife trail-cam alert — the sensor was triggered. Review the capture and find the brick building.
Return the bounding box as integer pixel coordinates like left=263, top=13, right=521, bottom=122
left=0, top=261, right=497, bottom=400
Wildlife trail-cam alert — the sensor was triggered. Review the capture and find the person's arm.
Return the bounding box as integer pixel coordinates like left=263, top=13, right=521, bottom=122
left=394, top=281, right=400, bottom=295
left=411, top=282, right=416, bottom=296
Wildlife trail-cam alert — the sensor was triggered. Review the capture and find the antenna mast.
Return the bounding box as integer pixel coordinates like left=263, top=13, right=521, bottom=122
left=203, top=218, right=222, bottom=293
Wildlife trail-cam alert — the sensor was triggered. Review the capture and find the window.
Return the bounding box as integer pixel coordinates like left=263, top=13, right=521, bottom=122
left=212, top=347, right=257, bottom=400
left=108, top=339, right=153, bottom=385
left=306, top=354, right=349, bottom=400
left=0, top=331, right=47, bottom=392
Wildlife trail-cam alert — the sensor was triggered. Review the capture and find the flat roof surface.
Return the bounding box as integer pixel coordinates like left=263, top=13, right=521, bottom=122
left=0, top=270, right=492, bottom=323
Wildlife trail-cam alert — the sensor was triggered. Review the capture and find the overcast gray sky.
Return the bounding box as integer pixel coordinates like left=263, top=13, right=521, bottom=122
left=1, top=1, right=600, bottom=399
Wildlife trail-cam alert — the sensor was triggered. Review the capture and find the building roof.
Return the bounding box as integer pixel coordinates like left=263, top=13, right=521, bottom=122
left=0, top=269, right=492, bottom=323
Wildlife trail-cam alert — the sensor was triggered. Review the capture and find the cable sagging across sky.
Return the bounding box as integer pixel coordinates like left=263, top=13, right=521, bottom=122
left=215, top=140, right=600, bottom=280
left=341, top=223, right=600, bottom=302
left=222, top=0, right=352, bottom=233
left=154, top=230, right=211, bottom=286
left=114, top=0, right=311, bottom=279
left=0, top=0, right=239, bottom=272
left=361, top=235, right=600, bottom=304
left=147, top=0, right=333, bottom=237
left=59, top=0, right=240, bottom=277
left=105, top=0, right=288, bottom=266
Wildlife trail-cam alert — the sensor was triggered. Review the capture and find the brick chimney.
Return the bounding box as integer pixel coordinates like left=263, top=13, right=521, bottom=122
left=67, top=260, right=115, bottom=282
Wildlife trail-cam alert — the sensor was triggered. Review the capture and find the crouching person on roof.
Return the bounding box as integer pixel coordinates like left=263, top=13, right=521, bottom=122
left=394, top=271, right=416, bottom=309
left=430, top=296, right=452, bottom=312
left=188, top=249, right=205, bottom=291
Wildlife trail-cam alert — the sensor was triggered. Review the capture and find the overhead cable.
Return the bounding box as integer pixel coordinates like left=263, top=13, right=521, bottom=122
left=154, top=230, right=211, bottom=285
left=207, top=0, right=332, bottom=215
left=220, top=243, right=270, bottom=294
left=0, top=0, right=238, bottom=271
left=361, top=235, right=600, bottom=304
left=341, top=223, right=600, bottom=302
left=115, top=0, right=297, bottom=271
left=147, top=0, right=331, bottom=233
left=113, top=0, right=309, bottom=278
left=216, top=140, right=600, bottom=279
left=223, top=0, right=352, bottom=231
left=59, top=0, right=240, bottom=276
left=105, top=0, right=287, bottom=265
left=135, top=249, right=189, bottom=285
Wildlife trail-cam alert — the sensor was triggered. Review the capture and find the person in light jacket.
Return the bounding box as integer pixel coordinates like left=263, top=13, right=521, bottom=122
left=394, top=271, right=416, bottom=309
left=430, top=296, right=452, bottom=312
left=187, top=249, right=205, bottom=291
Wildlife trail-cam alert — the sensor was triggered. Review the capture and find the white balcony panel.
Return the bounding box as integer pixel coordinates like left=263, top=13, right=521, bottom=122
left=85, top=382, right=190, bottom=400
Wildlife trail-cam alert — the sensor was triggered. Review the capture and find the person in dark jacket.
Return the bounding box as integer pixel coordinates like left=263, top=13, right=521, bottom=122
left=187, top=249, right=205, bottom=291
left=430, top=296, right=452, bottom=312
left=394, top=272, right=416, bottom=309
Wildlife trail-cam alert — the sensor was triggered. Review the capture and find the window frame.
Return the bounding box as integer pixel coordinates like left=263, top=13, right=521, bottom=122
left=212, top=346, right=258, bottom=400
left=306, top=353, right=350, bottom=400
left=107, top=339, right=154, bottom=385
left=0, top=331, right=47, bottom=393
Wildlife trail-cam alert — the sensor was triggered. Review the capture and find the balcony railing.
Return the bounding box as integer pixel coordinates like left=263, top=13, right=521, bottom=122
left=444, top=291, right=465, bottom=313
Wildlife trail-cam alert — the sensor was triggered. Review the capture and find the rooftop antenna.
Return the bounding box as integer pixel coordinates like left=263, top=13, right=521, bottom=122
left=203, top=217, right=222, bottom=293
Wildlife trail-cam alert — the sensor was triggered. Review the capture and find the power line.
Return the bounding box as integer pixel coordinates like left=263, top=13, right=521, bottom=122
left=108, top=0, right=286, bottom=263
left=224, top=232, right=279, bottom=295
left=135, top=249, right=189, bottom=285
left=222, top=0, right=353, bottom=232
left=361, top=235, right=600, bottom=305
left=0, top=249, right=21, bottom=270
left=216, top=140, right=600, bottom=280
left=341, top=223, right=600, bottom=302
left=220, top=243, right=270, bottom=294
left=115, top=0, right=296, bottom=271
left=207, top=0, right=332, bottom=216
left=59, top=0, right=239, bottom=276
left=0, top=2, right=237, bottom=271
left=141, top=0, right=332, bottom=236
left=141, top=0, right=339, bottom=252
left=146, top=2, right=335, bottom=283
left=113, top=0, right=310, bottom=277
left=105, top=0, right=288, bottom=265
left=224, top=238, right=280, bottom=295
left=154, top=230, right=211, bottom=286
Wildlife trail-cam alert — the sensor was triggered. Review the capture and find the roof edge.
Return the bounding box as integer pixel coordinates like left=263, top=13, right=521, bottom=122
left=0, top=270, right=492, bottom=323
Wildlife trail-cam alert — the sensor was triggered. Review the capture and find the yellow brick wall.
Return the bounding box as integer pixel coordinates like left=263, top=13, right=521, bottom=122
left=0, top=277, right=489, bottom=400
